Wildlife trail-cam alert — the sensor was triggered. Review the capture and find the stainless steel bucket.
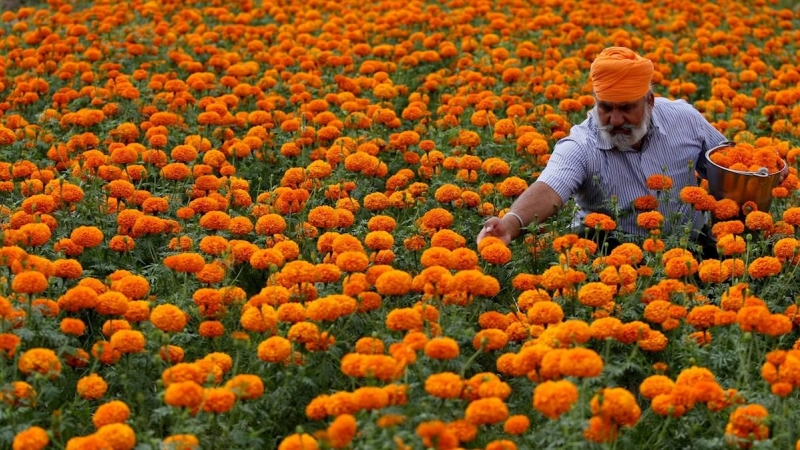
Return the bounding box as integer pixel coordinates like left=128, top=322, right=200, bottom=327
left=705, top=142, right=785, bottom=212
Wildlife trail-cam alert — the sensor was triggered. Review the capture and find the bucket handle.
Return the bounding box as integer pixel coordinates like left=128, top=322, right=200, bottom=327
left=716, top=140, right=736, bottom=148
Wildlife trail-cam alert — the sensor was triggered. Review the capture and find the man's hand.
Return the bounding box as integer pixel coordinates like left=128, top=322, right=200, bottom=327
left=477, top=216, right=520, bottom=246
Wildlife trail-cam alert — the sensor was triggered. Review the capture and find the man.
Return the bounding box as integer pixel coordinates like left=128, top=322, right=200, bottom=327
left=478, top=47, right=728, bottom=247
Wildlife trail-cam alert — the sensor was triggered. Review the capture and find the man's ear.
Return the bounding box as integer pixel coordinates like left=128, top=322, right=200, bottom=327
left=647, top=92, right=655, bottom=108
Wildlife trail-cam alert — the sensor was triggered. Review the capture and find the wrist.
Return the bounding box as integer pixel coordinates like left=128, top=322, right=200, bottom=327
left=503, top=211, right=526, bottom=238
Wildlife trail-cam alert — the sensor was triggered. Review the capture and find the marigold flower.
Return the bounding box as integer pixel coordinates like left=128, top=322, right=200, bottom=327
left=327, top=414, right=357, bottom=449
left=465, top=397, right=509, bottom=425
left=162, top=434, right=200, bottom=450
left=533, top=379, right=579, bottom=419
left=93, top=400, right=131, bottom=428
left=77, top=373, right=108, bottom=400
left=278, top=434, right=319, bottom=450
left=578, top=282, right=614, bottom=308
left=590, top=387, right=641, bottom=427
left=725, top=404, right=769, bottom=445
left=480, top=243, right=512, bottom=265
left=12, top=426, right=49, bottom=450
left=150, top=304, right=187, bottom=333
left=747, top=256, right=782, bottom=278
left=257, top=336, right=292, bottom=363
left=636, top=211, right=664, bottom=229
left=109, top=329, right=146, bottom=353
left=12, top=271, right=49, bottom=294
left=424, top=337, right=460, bottom=360
left=646, top=174, right=673, bottom=191
left=225, top=374, right=264, bottom=400
left=201, top=387, right=236, bottom=414
left=527, top=301, right=563, bottom=325
left=473, top=329, right=509, bottom=352
left=18, top=348, right=61, bottom=377
left=164, top=381, right=204, bottom=409
left=640, top=375, right=675, bottom=399
left=374, top=270, right=412, bottom=296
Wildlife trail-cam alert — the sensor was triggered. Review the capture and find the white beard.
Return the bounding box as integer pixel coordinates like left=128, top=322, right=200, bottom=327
left=594, top=105, right=652, bottom=151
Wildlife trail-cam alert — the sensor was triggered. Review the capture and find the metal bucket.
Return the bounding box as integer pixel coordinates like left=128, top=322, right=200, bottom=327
left=705, top=142, right=785, bottom=213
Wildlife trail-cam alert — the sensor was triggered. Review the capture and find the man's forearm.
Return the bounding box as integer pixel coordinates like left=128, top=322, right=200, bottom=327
left=506, top=181, right=564, bottom=230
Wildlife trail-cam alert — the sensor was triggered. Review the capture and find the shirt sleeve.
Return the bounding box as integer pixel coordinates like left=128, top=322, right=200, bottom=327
left=694, top=110, right=727, bottom=180
left=536, top=139, right=589, bottom=204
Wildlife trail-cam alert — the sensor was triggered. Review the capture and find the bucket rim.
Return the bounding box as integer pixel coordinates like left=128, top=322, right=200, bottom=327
left=705, top=143, right=786, bottom=177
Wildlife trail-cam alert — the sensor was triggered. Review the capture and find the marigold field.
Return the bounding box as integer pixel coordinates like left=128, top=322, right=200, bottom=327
left=5, top=0, right=800, bottom=449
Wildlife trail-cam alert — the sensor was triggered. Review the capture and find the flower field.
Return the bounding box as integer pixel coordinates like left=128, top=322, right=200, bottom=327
left=5, top=0, right=800, bottom=449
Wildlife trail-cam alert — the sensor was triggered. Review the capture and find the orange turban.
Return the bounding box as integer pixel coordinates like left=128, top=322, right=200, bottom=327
left=590, top=47, right=653, bottom=102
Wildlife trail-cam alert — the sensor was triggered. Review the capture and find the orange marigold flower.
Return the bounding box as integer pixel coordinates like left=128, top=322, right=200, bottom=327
left=646, top=174, right=673, bottom=191
left=77, top=373, right=108, bottom=399
left=93, top=400, right=131, bottom=428
left=109, top=329, right=145, bottom=353
left=257, top=336, right=292, bottom=363
left=374, top=270, right=412, bottom=296
left=633, top=195, right=659, bottom=211
left=465, top=397, right=509, bottom=425
left=533, top=379, right=579, bottom=419
left=747, top=256, right=782, bottom=278
left=636, top=211, right=664, bottom=230
left=424, top=337, right=460, bottom=360
left=277, top=434, right=318, bottom=450
left=12, top=271, right=49, bottom=294
left=12, top=426, right=49, bottom=450
left=18, top=348, right=61, bottom=377
left=164, top=381, right=204, bottom=409
left=150, top=304, right=187, bottom=333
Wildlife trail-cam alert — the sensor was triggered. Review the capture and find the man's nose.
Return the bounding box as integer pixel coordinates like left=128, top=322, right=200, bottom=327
left=609, top=111, right=625, bottom=127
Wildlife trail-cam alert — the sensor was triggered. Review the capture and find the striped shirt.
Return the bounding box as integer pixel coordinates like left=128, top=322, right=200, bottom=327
left=537, top=97, right=727, bottom=236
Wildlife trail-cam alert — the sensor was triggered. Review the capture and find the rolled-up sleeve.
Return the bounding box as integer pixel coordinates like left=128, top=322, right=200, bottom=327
left=536, top=139, right=588, bottom=204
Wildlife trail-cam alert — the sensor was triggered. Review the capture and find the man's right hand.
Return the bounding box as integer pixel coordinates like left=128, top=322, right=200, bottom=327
left=477, top=216, right=520, bottom=246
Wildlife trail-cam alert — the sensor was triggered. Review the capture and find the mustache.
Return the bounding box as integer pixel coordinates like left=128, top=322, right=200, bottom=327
left=598, top=122, right=637, bottom=132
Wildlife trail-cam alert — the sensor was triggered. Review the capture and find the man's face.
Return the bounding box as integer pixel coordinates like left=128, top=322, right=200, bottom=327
left=593, top=95, right=653, bottom=150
